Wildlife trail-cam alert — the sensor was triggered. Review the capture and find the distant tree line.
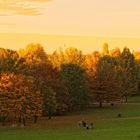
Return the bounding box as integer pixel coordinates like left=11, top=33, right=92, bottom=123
left=0, top=43, right=140, bottom=126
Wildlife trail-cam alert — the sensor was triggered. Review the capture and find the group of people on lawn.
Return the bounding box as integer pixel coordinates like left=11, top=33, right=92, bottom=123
left=77, top=119, right=94, bottom=130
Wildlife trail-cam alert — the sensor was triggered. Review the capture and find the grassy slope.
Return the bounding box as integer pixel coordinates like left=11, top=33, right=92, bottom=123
left=0, top=97, right=140, bottom=140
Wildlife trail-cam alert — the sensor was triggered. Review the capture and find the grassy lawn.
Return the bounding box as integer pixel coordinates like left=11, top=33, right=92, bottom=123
left=128, top=95, right=140, bottom=103
left=1, top=97, right=140, bottom=140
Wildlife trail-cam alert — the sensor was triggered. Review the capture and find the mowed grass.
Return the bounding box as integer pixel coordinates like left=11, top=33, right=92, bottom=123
left=1, top=96, right=140, bottom=140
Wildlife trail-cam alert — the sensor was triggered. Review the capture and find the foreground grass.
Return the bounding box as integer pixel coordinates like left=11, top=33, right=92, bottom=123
left=1, top=97, right=140, bottom=140
left=1, top=119, right=140, bottom=140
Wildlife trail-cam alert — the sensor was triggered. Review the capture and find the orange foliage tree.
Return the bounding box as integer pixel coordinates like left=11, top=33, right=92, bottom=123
left=0, top=73, right=43, bottom=126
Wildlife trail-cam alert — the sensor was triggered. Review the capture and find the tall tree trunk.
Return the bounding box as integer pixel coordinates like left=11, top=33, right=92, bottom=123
left=48, top=110, right=52, bottom=120
left=125, top=95, right=128, bottom=102
left=34, top=115, right=38, bottom=124
left=2, top=116, right=6, bottom=126
left=99, top=101, right=102, bottom=108
left=18, top=116, right=21, bottom=123
left=23, top=117, right=26, bottom=126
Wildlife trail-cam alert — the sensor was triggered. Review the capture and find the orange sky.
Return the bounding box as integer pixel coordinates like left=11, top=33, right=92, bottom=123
left=0, top=0, right=140, bottom=37
left=0, top=0, right=140, bottom=52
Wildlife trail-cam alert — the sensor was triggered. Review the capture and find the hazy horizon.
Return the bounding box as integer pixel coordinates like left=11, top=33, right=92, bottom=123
left=0, top=33, right=140, bottom=54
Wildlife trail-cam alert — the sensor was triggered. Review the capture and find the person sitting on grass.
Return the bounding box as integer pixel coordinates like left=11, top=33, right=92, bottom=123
left=118, top=113, right=122, bottom=118
left=90, top=122, right=94, bottom=129
left=86, top=122, right=94, bottom=130
left=77, top=119, right=87, bottom=128
left=82, top=120, right=86, bottom=127
left=78, top=120, right=94, bottom=129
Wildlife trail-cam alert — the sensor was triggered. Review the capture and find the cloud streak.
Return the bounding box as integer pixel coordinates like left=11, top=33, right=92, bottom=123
left=0, top=0, right=50, bottom=16
left=0, top=22, right=15, bottom=25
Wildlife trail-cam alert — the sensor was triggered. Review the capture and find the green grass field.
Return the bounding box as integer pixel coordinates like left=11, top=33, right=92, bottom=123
left=1, top=96, right=140, bottom=140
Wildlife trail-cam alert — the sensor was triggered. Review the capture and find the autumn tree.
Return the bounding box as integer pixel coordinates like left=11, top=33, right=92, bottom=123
left=84, top=51, right=100, bottom=77
left=120, top=47, right=138, bottom=102
left=49, top=47, right=86, bottom=113
left=49, top=48, right=65, bottom=69
left=0, top=73, right=43, bottom=126
left=134, top=52, right=140, bottom=93
left=64, top=47, right=84, bottom=65
left=0, top=48, right=19, bottom=72
left=41, top=67, right=69, bottom=115
left=17, top=43, right=48, bottom=76
left=102, top=43, right=109, bottom=56
left=84, top=51, right=100, bottom=103
left=49, top=47, right=84, bottom=69
left=92, top=56, right=122, bottom=108
left=35, top=52, right=68, bottom=115
left=18, top=44, right=56, bottom=114
left=134, top=51, right=140, bottom=64
left=110, top=47, right=121, bottom=58
left=18, top=44, right=69, bottom=115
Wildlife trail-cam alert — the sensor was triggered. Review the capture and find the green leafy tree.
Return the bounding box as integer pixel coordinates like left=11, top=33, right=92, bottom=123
left=43, top=87, right=56, bottom=119
left=60, top=64, right=90, bottom=110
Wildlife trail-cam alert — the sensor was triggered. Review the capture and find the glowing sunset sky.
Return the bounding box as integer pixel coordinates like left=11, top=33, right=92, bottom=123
left=0, top=0, right=140, bottom=53
left=0, top=0, right=140, bottom=37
